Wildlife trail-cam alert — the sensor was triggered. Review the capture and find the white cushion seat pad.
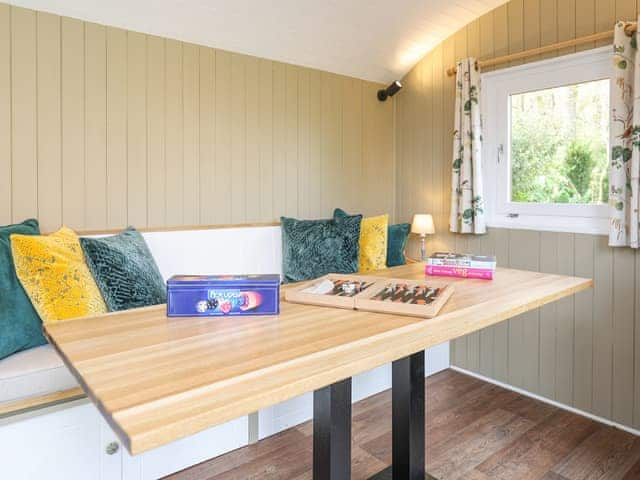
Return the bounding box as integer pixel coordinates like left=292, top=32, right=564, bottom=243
left=0, top=345, right=78, bottom=403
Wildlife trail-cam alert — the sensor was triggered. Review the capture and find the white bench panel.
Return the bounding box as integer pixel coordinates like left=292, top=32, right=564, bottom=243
left=122, top=416, right=248, bottom=480
left=142, top=226, right=283, bottom=280
left=1, top=400, right=248, bottom=480
left=1, top=403, right=106, bottom=480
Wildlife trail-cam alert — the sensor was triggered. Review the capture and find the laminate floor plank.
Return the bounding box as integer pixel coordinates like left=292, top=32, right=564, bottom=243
left=551, top=426, right=640, bottom=480
left=426, top=383, right=522, bottom=447
left=289, top=446, right=388, bottom=480
left=167, top=370, right=640, bottom=480
left=465, top=470, right=494, bottom=480
left=476, top=410, right=599, bottom=480
left=427, top=409, right=536, bottom=480
left=164, top=428, right=310, bottom=480
left=426, top=369, right=487, bottom=414
left=501, top=394, right=558, bottom=423
left=540, top=472, right=571, bottom=480
left=622, top=457, right=640, bottom=479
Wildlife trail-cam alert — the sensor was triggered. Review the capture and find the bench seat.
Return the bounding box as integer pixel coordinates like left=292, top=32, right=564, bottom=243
left=0, top=345, right=78, bottom=404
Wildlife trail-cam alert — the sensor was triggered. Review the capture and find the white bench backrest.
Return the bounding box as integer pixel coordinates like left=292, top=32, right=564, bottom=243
left=84, top=226, right=283, bottom=282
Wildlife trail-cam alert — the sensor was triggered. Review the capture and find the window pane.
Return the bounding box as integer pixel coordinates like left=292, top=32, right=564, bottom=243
left=510, top=79, right=609, bottom=204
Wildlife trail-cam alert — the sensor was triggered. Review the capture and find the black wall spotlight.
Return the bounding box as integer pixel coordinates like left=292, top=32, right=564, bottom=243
left=377, top=80, right=403, bottom=101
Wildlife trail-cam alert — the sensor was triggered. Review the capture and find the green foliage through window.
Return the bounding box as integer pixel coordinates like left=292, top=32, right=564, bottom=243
left=510, top=79, right=609, bottom=204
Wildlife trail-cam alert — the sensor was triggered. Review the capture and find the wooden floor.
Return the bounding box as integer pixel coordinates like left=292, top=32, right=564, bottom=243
left=166, top=369, right=640, bottom=480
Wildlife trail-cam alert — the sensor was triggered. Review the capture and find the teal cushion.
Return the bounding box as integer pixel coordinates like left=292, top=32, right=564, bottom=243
left=0, top=219, right=46, bottom=360
left=281, top=214, right=362, bottom=283
left=80, top=227, right=166, bottom=311
left=387, top=223, right=410, bottom=267
left=333, top=208, right=410, bottom=267
left=333, top=208, right=350, bottom=220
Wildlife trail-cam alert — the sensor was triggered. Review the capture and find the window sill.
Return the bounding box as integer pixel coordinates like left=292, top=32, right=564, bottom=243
left=486, top=215, right=608, bottom=236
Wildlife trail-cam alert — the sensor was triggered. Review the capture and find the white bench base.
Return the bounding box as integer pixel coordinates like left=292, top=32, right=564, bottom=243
left=0, top=224, right=449, bottom=479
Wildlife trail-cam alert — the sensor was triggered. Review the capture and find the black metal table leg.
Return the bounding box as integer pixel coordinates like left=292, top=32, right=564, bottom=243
left=370, top=351, right=437, bottom=480
left=313, top=377, right=352, bottom=480
left=393, top=350, right=425, bottom=480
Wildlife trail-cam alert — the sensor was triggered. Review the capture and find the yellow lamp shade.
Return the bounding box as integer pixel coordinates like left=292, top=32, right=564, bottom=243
left=411, top=214, right=435, bottom=235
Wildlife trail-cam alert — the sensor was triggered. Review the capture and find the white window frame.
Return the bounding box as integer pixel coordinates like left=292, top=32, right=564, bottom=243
left=482, top=46, right=611, bottom=235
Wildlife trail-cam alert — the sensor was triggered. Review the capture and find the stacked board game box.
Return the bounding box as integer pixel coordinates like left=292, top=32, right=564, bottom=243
left=425, top=252, right=496, bottom=280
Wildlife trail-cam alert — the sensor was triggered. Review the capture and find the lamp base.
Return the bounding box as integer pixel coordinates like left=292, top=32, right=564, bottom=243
left=420, top=235, right=426, bottom=262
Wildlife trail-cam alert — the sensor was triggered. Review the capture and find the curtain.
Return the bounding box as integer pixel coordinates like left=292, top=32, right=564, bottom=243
left=450, top=58, right=486, bottom=234
left=610, top=21, right=640, bottom=247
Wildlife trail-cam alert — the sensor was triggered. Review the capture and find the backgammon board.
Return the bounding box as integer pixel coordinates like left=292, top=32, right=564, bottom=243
left=354, top=278, right=454, bottom=318
left=284, top=274, right=381, bottom=309
left=285, top=274, right=454, bottom=318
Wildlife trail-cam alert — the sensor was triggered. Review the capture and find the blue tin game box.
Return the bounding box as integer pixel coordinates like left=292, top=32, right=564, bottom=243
left=167, top=274, right=280, bottom=317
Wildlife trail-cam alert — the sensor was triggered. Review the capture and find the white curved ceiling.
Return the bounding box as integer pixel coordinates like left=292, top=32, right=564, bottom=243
left=8, top=0, right=506, bottom=83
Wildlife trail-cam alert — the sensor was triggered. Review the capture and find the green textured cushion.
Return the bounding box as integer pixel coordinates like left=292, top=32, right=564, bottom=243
left=80, top=227, right=166, bottom=311
left=387, top=222, right=410, bottom=267
left=334, top=208, right=409, bottom=267
left=333, top=208, right=350, bottom=220
left=0, top=219, right=46, bottom=360
left=281, top=214, right=362, bottom=283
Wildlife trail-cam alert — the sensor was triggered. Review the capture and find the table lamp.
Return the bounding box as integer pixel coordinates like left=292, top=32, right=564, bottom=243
left=411, top=214, right=435, bottom=262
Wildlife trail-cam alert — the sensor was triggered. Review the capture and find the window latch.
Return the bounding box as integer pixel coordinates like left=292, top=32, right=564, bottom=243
left=506, top=213, right=519, bottom=218
left=497, top=144, right=504, bottom=164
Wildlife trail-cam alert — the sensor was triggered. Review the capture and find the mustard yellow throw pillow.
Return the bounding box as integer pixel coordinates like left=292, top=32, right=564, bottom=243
left=11, top=227, right=107, bottom=323
left=358, top=214, right=389, bottom=272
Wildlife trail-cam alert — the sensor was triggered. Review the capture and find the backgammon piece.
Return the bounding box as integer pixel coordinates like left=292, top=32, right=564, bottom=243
left=380, top=284, right=396, bottom=301
left=345, top=281, right=368, bottom=297
left=392, top=284, right=408, bottom=302
left=376, top=284, right=390, bottom=300
left=382, top=284, right=395, bottom=301
left=424, top=288, right=437, bottom=304
left=341, top=282, right=357, bottom=295
left=412, top=286, right=428, bottom=304
left=331, top=279, right=347, bottom=295
left=401, top=286, right=417, bottom=303
left=415, top=285, right=431, bottom=304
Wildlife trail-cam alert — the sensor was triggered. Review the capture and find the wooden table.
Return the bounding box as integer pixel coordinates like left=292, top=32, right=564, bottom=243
left=45, top=264, right=591, bottom=480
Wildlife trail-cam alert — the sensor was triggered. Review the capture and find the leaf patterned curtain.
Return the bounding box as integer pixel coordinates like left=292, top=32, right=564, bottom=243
left=610, top=21, right=640, bottom=247
left=450, top=58, right=486, bottom=234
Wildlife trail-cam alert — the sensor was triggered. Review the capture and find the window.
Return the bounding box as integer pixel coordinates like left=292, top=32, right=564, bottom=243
left=482, top=47, right=611, bottom=234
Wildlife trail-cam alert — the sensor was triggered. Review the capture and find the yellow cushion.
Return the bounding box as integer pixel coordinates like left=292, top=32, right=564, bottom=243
left=11, top=227, right=107, bottom=323
left=358, top=214, right=389, bottom=272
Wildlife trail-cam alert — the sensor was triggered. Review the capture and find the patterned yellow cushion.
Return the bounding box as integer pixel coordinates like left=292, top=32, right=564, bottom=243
left=11, top=227, right=107, bottom=323
left=358, top=214, right=389, bottom=272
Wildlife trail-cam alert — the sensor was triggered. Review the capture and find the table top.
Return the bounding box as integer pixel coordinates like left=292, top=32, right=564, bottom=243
left=44, top=263, right=591, bottom=455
